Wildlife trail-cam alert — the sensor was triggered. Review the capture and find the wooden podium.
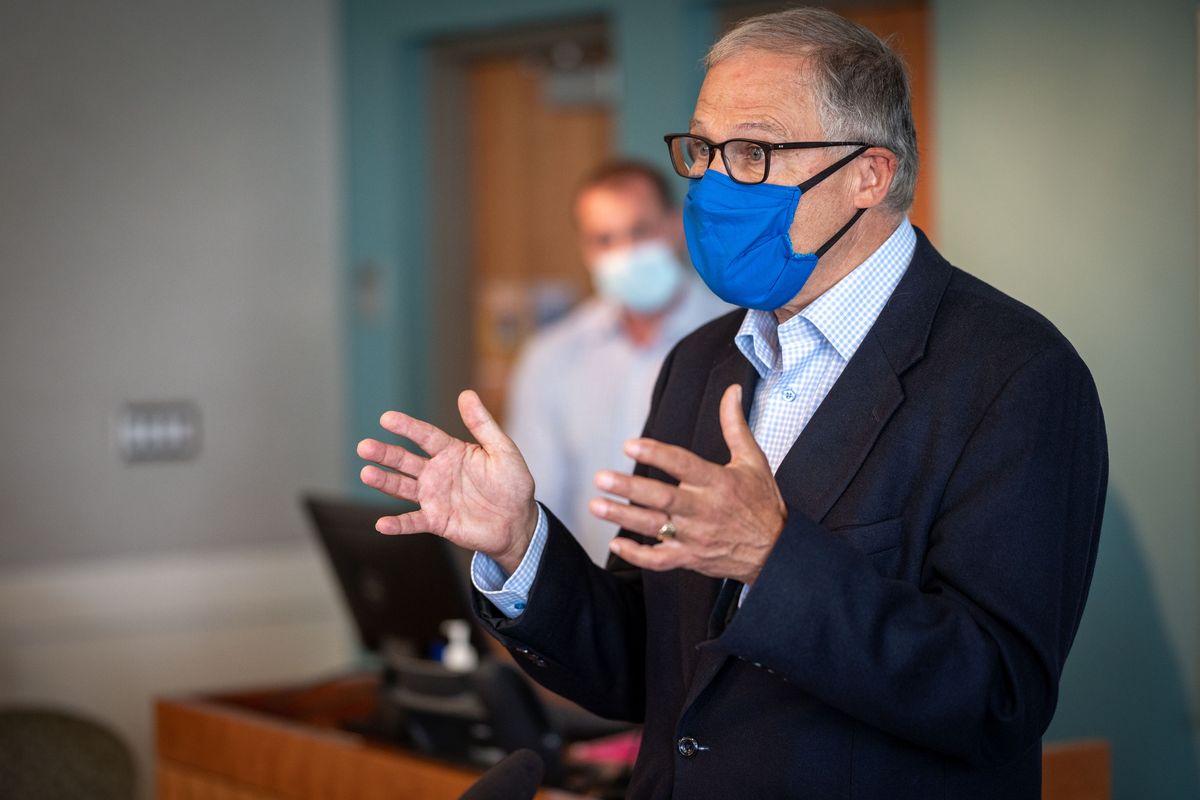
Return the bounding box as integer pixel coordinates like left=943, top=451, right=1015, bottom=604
left=155, top=673, right=574, bottom=800
left=157, top=673, right=1109, bottom=800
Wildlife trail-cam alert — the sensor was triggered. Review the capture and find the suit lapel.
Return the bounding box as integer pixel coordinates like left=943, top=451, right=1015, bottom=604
left=772, top=332, right=903, bottom=521
left=775, top=229, right=953, bottom=522
left=676, top=343, right=758, bottom=681
left=680, top=331, right=906, bottom=713
left=687, top=344, right=757, bottom=465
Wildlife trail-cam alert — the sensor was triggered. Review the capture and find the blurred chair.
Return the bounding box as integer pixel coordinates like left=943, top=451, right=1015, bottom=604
left=0, top=707, right=136, bottom=799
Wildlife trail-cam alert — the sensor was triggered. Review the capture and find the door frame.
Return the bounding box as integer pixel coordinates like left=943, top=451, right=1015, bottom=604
left=426, top=18, right=610, bottom=438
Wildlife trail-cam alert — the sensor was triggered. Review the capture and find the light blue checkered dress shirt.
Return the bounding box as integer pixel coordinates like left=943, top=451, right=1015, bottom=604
left=473, top=219, right=917, bottom=618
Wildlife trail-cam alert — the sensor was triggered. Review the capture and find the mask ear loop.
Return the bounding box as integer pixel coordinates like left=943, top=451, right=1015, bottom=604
left=815, top=207, right=868, bottom=258
left=796, top=145, right=871, bottom=193
left=792, top=144, right=873, bottom=259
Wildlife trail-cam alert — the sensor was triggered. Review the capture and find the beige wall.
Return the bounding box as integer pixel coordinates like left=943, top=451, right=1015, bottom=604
left=0, top=0, right=352, bottom=794
left=0, top=0, right=344, bottom=564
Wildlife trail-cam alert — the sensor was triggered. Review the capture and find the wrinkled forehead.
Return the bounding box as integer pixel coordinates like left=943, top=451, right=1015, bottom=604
left=691, top=50, right=822, bottom=140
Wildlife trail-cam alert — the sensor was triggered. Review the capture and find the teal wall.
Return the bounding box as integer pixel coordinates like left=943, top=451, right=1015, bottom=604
left=936, top=1, right=1200, bottom=796
left=343, top=1, right=1200, bottom=795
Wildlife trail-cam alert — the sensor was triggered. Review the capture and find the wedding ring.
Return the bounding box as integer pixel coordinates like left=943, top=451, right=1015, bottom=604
left=657, top=519, right=678, bottom=541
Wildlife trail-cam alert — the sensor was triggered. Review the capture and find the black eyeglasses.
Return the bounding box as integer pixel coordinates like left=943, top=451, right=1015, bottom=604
left=663, top=133, right=873, bottom=186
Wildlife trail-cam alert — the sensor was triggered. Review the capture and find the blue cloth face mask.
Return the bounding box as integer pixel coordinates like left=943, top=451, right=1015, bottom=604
left=683, top=147, right=868, bottom=310
left=591, top=239, right=685, bottom=314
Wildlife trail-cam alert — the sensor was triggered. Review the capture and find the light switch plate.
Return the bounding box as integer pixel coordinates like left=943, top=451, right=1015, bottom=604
left=115, top=401, right=202, bottom=464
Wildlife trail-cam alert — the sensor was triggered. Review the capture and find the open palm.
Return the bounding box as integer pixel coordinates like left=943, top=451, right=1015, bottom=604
left=357, top=390, right=538, bottom=573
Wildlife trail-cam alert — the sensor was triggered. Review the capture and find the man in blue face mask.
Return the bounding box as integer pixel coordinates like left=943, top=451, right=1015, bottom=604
left=507, top=161, right=729, bottom=566
left=358, top=8, right=1107, bottom=798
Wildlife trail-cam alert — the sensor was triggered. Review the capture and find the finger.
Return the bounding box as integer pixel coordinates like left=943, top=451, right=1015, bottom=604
left=624, top=438, right=720, bottom=486
left=379, top=410, right=453, bottom=456
left=376, top=509, right=431, bottom=535
left=357, top=438, right=427, bottom=477
left=360, top=464, right=419, bottom=501
left=720, top=384, right=768, bottom=468
left=589, top=496, right=674, bottom=540
left=595, top=470, right=689, bottom=516
left=458, top=390, right=514, bottom=453
left=608, top=536, right=689, bottom=572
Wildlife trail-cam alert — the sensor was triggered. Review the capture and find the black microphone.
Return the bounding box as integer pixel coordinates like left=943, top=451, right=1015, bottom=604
left=459, top=748, right=545, bottom=800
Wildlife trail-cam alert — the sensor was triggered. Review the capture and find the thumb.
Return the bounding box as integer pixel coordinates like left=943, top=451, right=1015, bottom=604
left=720, top=384, right=767, bottom=467
left=458, top=389, right=514, bottom=453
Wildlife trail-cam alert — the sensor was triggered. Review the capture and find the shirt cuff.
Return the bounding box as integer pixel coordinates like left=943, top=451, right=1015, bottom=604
left=470, top=504, right=549, bottom=619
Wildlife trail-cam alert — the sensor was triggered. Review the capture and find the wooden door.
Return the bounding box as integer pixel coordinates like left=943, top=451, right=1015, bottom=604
left=467, top=55, right=614, bottom=419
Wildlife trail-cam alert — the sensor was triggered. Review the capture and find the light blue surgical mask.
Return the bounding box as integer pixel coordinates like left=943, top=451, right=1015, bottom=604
left=591, top=239, right=685, bottom=314
left=682, top=148, right=867, bottom=310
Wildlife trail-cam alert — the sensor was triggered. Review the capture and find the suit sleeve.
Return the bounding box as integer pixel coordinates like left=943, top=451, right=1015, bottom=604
left=471, top=346, right=683, bottom=722
left=717, top=344, right=1108, bottom=766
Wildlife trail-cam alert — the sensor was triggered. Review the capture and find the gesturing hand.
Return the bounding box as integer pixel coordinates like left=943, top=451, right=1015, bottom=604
left=357, top=390, right=538, bottom=574
left=589, top=384, right=786, bottom=585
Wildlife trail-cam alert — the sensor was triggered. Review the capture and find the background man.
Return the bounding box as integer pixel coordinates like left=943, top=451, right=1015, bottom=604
left=507, top=161, right=728, bottom=565
left=358, top=8, right=1107, bottom=797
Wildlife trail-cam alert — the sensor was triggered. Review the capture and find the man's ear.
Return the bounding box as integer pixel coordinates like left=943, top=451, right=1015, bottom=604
left=853, top=147, right=898, bottom=209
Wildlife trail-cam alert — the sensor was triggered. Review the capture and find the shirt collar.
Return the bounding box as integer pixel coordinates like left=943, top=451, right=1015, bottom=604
left=736, top=218, right=916, bottom=377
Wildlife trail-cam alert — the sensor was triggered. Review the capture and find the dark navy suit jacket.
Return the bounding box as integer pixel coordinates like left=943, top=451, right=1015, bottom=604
left=474, top=231, right=1108, bottom=799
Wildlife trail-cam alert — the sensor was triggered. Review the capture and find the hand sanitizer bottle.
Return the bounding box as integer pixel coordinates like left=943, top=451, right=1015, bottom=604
left=441, top=619, right=479, bottom=672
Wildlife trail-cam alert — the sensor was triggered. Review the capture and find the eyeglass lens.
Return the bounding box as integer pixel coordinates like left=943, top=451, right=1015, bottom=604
left=668, top=136, right=769, bottom=183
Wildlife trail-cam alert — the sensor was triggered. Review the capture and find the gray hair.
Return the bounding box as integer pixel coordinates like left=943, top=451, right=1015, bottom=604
left=706, top=7, right=918, bottom=213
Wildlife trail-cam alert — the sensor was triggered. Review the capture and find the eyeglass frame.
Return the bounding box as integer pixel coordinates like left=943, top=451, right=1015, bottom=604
left=662, top=132, right=875, bottom=187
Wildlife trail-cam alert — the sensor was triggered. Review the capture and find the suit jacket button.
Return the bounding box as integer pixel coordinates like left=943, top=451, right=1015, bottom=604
left=677, top=736, right=699, bottom=757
